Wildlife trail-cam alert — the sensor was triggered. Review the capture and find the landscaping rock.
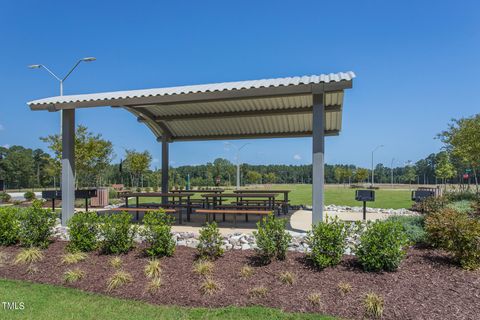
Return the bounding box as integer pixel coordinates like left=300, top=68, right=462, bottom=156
left=241, top=244, right=251, bottom=250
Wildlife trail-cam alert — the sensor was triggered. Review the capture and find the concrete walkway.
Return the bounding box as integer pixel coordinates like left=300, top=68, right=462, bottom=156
left=170, top=209, right=392, bottom=235
left=289, top=209, right=391, bottom=232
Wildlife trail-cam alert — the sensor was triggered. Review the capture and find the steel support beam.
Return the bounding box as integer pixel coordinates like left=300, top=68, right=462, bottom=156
left=172, top=130, right=339, bottom=142
left=149, top=105, right=341, bottom=122
left=61, top=109, right=75, bottom=226
left=161, top=136, right=169, bottom=204
left=312, top=94, right=325, bottom=225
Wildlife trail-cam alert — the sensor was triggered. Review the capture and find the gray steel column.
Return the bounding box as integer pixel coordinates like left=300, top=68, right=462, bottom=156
left=161, top=136, right=169, bottom=204
left=312, top=94, right=325, bottom=225
left=61, top=109, right=75, bottom=225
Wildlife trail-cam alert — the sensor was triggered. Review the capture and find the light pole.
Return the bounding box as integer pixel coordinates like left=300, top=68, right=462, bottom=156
left=28, top=57, right=96, bottom=96
left=28, top=57, right=96, bottom=132
left=225, top=142, right=250, bottom=189
left=371, top=144, right=384, bottom=187
left=391, top=158, right=395, bottom=188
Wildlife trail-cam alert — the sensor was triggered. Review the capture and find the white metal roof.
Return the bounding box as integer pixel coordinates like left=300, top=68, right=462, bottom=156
left=28, top=72, right=355, bottom=141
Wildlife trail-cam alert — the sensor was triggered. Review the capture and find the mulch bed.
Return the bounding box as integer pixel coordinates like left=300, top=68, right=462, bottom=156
left=1, top=242, right=479, bottom=319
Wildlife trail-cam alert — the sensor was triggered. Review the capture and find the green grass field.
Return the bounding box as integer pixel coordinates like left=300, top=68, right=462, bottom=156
left=138, top=184, right=413, bottom=209
left=0, top=279, right=334, bottom=320
left=277, top=184, right=413, bottom=209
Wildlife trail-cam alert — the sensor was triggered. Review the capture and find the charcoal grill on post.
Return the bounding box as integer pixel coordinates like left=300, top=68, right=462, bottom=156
left=411, top=190, right=435, bottom=202
left=411, top=189, right=435, bottom=213
left=355, top=190, right=375, bottom=220
left=42, top=189, right=97, bottom=213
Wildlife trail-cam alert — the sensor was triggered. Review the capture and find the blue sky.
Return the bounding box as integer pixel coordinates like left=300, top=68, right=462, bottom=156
left=0, top=0, right=479, bottom=169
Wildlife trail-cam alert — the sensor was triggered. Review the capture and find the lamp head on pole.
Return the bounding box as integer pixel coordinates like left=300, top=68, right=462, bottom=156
left=81, top=57, right=96, bottom=62
left=28, top=64, right=42, bottom=69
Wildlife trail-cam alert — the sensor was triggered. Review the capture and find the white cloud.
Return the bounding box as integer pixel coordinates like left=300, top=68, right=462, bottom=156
left=293, top=154, right=302, bottom=161
left=0, top=124, right=4, bottom=131
left=2, top=144, right=10, bottom=149
left=152, top=158, right=160, bottom=163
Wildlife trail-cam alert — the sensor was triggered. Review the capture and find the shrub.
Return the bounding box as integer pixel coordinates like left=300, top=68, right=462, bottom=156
left=108, top=188, right=118, bottom=200
left=197, top=222, right=224, bottom=260
left=307, top=293, right=322, bottom=306
left=248, top=286, right=268, bottom=298
left=109, top=257, right=122, bottom=269
left=386, top=215, right=426, bottom=244
left=193, top=260, right=213, bottom=276
left=0, top=207, right=20, bottom=245
left=417, top=195, right=448, bottom=213
left=63, top=269, right=85, bottom=283
left=278, top=271, right=295, bottom=285
left=447, top=200, right=474, bottom=214
left=144, top=259, right=162, bottom=279
left=23, top=191, right=36, bottom=201
left=62, top=252, right=87, bottom=265
left=0, top=192, right=11, bottom=203
left=18, top=200, right=57, bottom=248
left=445, top=190, right=478, bottom=202
left=107, top=270, right=133, bottom=292
left=0, top=251, right=7, bottom=266
left=141, top=210, right=175, bottom=257
left=253, top=214, right=292, bottom=264
left=356, top=220, right=409, bottom=272
left=472, top=198, right=480, bottom=217
left=200, top=278, right=220, bottom=295
left=364, top=292, right=384, bottom=319
left=67, top=211, right=99, bottom=252
left=99, top=212, right=137, bottom=254
left=338, top=281, right=352, bottom=296
left=15, top=247, right=43, bottom=264
left=240, top=265, right=254, bottom=278
left=147, top=277, right=162, bottom=293
left=425, top=208, right=480, bottom=270
left=306, top=217, right=348, bottom=269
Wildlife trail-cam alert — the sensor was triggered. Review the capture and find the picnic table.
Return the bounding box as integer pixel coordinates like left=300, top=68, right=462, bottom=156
left=170, top=188, right=224, bottom=194
left=201, top=193, right=278, bottom=222
left=233, top=189, right=291, bottom=214
left=119, top=192, right=196, bottom=222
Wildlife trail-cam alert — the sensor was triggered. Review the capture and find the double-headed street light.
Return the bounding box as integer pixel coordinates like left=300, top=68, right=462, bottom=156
left=225, top=142, right=251, bottom=189
left=371, top=144, right=384, bottom=187
left=28, top=57, right=96, bottom=96
left=28, top=57, right=96, bottom=134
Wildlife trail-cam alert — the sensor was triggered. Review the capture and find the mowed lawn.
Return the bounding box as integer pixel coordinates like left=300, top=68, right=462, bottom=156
left=276, top=184, right=413, bottom=209
left=0, top=279, right=334, bottom=320
left=138, top=184, right=413, bottom=209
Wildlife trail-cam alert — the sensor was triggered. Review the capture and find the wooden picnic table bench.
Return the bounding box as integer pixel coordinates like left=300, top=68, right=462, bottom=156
left=120, top=192, right=195, bottom=222
left=233, top=189, right=291, bottom=214
left=170, top=189, right=224, bottom=194
left=195, top=208, right=272, bottom=226
left=201, top=193, right=278, bottom=210
left=106, top=207, right=181, bottom=223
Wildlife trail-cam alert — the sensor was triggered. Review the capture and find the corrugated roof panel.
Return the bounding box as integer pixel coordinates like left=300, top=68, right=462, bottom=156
left=28, top=72, right=355, bottom=106
left=164, top=112, right=340, bottom=139
left=145, top=94, right=313, bottom=117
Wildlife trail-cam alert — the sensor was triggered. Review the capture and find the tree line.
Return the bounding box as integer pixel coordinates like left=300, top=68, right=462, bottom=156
left=1, top=114, right=478, bottom=191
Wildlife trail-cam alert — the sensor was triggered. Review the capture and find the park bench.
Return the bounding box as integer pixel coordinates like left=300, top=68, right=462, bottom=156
left=195, top=208, right=272, bottom=226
